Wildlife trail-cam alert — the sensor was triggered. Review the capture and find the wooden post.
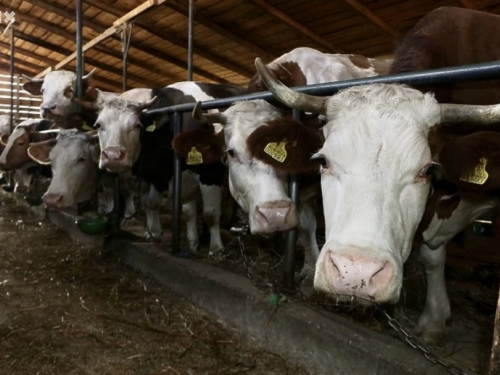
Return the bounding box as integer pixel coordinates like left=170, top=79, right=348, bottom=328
left=489, top=286, right=500, bottom=374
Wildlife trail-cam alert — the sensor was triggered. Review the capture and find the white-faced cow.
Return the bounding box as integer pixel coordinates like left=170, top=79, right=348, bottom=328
left=254, top=6, right=500, bottom=341
left=23, top=70, right=100, bottom=128
left=26, top=129, right=106, bottom=211
left=81, top=82, right=246, bottom=252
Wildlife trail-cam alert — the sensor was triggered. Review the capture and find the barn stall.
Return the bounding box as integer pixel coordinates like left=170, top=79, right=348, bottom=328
left=1, top=0, right=500, bottom=374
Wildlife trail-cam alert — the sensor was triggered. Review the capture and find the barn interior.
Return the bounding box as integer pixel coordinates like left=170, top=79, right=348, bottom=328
left=1, top=1, right=500, bottom=374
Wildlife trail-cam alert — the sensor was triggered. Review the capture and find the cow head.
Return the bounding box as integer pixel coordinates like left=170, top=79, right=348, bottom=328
left=255, top=57, right=500, bottom=304
left=178, top=100, right=315, bottom=234
left=79, top=90, right=157, bottom=173
left=28, top=129, right=100, bottom=209
left=0, top=119, right=53, bottom=171
left=23, top=69, right=96, bottom=126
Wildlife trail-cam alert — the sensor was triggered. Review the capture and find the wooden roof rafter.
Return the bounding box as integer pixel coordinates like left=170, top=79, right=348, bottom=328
left=4, top=0, right=229, bottom=84
left=84, top=0, right=254, bottom=79
left=458, top=0, right=478, bottom=10
left=163, top=0, right=276, bottom=62
left=341, top=0, right=400, bottom=38
left=248, top=0, right=345, bottom=53
left=0, top=38, right=121, bottom=91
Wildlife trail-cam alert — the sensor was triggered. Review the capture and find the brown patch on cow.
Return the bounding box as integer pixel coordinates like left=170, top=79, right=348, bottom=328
left=247, top=118, right=324, bottom=173
left=172, top=128, right=225, bottom=165
left=248, top=61, right=307, bottom=93
left=438, top=131, right=500, bottom=192
left=436, top=195, right=462, bottom=219
left=27, top=139, right=57, bottom=165
left=413, top=182, right=458, bottom=244
left=349, top=55, right=392, bottom=76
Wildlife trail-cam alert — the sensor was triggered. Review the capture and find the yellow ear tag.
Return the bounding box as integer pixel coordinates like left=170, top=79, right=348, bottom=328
left=264, top=141, right=287, bottom=163
left=82, top=122, right=93, bottom=132
left=460, top=157, right=489, bottom=185
left=187, top=147, right=203, bottom=165
left=145, top=121, right=157, bottom=132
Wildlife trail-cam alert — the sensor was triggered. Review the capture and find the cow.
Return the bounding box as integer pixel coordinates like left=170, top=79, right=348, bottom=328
left=0, top=114, right=11, bottom=184
left=22, top=69, right=100, bottom=128
left=26, top=129, right=105, bottom=211
left=172, top=49, right=392, bottom=276
left=0, top=118, right=53, bottom=194
left=247, top=47, right=392, bottom=94
left=253, top=6, right=500, bottom=341
left=79, top=82, right=246, bottom=252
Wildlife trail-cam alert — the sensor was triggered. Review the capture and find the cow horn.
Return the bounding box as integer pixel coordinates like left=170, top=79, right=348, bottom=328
left=255, top=58, right=328, bottom=115
left=440, top=103, right=500, bottom=125
left=21, top=74, right=44, bottom=83
left=192, top=101, right=227, bottom=125
left=137, top=96, right=157, bottom=111
left=82, top=68, right=97, bottom=80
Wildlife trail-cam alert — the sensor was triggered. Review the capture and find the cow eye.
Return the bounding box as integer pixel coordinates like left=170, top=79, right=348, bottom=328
left=227, top=149, right=235, bottom=158
left=419, top=161, right=440, bottom=178
left=312, top=153, right=328, bottom=168
left=18, top=141, right=25, bottom=146
left=94, top=123, right=101, bottom=129
left=77, top=157, right=85, bottom=163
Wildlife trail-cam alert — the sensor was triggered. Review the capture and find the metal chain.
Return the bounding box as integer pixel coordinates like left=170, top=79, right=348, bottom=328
left=227, top=216, right=470, bottom=375
left=378, top=307, right=471, bottom=375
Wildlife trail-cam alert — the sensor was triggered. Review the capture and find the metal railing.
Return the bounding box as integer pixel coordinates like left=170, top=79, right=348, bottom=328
left=142, top=59, right=500, bottom=290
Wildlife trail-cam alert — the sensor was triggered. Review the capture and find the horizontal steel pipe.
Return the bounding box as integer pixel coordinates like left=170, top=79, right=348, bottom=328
left=146, top=60, right=500, bottom=116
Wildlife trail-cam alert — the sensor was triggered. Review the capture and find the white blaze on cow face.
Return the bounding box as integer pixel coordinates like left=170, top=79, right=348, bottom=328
left=94, top=97, right=144, bottom=173
left=40, top=130, right=100, bottom=209
left=222, top=100, right=299, bottom=234
left=313, top=84, right=442, bottom=303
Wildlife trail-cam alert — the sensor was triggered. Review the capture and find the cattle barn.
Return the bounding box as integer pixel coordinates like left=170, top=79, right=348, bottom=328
left=2, top=1, right=500, bottom=374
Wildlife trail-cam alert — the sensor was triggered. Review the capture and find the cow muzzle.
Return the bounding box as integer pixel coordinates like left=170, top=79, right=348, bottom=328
left=315, top=248, right=397, bottom=304
left=252, top=200, right=298, bottom=234
left=100, top=147, right=131, bottom=169
left=44, top=193, right=66, bottom=209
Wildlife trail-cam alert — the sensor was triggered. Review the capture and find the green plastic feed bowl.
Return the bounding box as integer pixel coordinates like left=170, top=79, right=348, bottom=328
left=76, top=217, right=108, bottom=235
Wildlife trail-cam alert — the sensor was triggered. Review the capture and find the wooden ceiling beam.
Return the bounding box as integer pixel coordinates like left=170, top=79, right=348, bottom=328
left=0, top=40, right=122, bottom=91
left=34, top=0, right=169, bottom=77
left=0, top=25, right=157, bottom=90
left=341, top=0, right=400, bottom=38
left=457, top=0, right=477, bottom=10
left=0, top=61, right=35, bottom=77
left=249, top=0, right=344, bottom=53
left=164, top=0, right=275, bottom=62
left=16, top=0, right=230, bottom=83
left=84, top=0, right=253, bottom=79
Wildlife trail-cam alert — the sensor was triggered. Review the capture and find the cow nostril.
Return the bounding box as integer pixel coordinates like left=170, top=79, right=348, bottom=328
left=370, top=261, right=393, bottom=288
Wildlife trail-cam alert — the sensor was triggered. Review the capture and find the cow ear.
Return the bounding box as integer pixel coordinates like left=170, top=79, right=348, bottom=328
left=438, top=131, right=500, bottom=191
left=82, top=82, right=97, bottom=101
left=23, top=81, right=43, bottom=96
left=66, top=112, right=97, bottom=132
left=247, top=118, right=324, bottom=173
left=27, top=139, right=56, bottom=165
left=0, top=134, right=9, bottom=146
left=172, top=128, right=225, bottom=165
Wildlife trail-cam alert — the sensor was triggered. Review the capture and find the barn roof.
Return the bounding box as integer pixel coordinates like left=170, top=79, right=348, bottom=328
left=0, top=0, right=499, bottom=94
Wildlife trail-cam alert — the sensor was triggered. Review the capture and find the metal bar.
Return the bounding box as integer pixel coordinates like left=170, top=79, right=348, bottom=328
left=76, top=0, right=83, bottom=103
left=113, top=175, right=121, bottom=232
left=123, top=41, right=128, bottom=91
left=9, top=25, right=14, bottom=133
left=146, top=60, right=500, bottom=116
left=187, top=0, right=194, bottom=81
left=172, top=111, right=183, bottom=254
left=282, top=109, right=303, bottom=291
left=15, top=75, right=20, bottom=122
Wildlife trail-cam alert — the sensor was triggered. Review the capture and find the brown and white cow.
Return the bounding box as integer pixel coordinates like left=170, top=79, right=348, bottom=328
left=254, top=6, right=500, bottom=341
left=247, top=47, right=392, bottom=94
